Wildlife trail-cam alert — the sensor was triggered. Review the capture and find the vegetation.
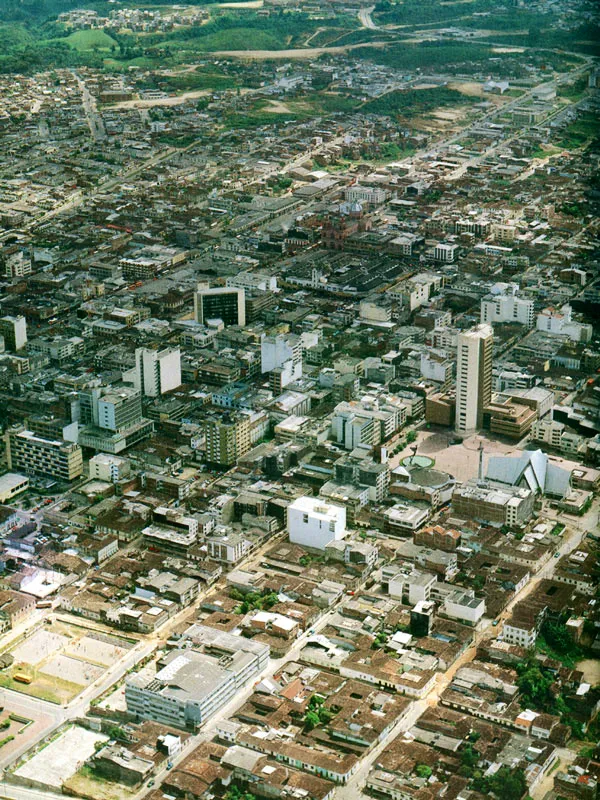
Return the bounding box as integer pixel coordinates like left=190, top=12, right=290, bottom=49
left=0, top=735, right=15, bottom=748
left=303, top=694, right=335, bottom=731
left=458, top=741, right=528, bottom=799
left=229, top=588, right=280, bottom=614
left=225, top=787, right=256, bottom=800
left=363, top=86, right=477, bottom=118
left=415, top=764, right=432, bottom=779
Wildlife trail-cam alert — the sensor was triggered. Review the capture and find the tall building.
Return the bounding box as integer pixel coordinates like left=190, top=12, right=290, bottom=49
left=78, top=386, right=154, bottom=454
left=455, top=323, right=493, bottom=434
left=132, top=346, right=182, bottom=397
left=261, top=333, right=302, bottom=392
left=287, top=495, right=347, bottom=551
left=0, top=316, right=27, bottom=352
left=194, top=286, right=245, bottom=327
left=481, top=290, right=534, bottom=327
left=203, top=413, right=251, bottom=467
left=6, top=427, right=83, bottom=481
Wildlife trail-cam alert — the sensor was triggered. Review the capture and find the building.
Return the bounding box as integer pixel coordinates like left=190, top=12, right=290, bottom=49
left=125, top=625, right=269, bottom=730
left=455, top=323, right=493, bottom=434
left=481, top=290, right=534, bottom=327
left=6, top=428, right=83, bottom=481
left=0, top=316, right=27, bottom=352
left=204, top=414, right=251, bottom=467
left=452, top=480, right=534, bottom=527
left=0, top=472, right=29, bottom=504
left=0, top=590, right=36, bottom=632
left=194, top=286, right=246, bottom=327
left=433, top=243, right=457, bottom=263
left=536, top=305, right=593, bottom=343
left=132, top=346, right=182, bottom=397
left=88, top=453, right=131, bottom=482
left=288, top=495, right=347, bottom=551
left=261, top=333, right=302, bottom=392
left=78, top=386, right=154, bottom=454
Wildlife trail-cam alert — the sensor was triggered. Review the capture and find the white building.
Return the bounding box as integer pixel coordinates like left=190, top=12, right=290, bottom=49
left=389, top=273, right=443, bottom=312
left=89, top=453, right=131, bottom=483
left=530, top=418, right=587, bottom=457
left=481, top=288, right=534, bottom=327
left=442, top=590, right=485, bottom=625
left=388, top=568, right=437, bottom=606
left=132, top=346, right=182, bottom=397
left=288, top=495, right=347, bottom=551
left=261, top=333, right=302, bottom=390
left=455, top=323, right=493, bottom=434
left=434, top=243, right=457, bottom=263
left=344, top=185, right=388, bottom=205
left=536, top=305, right=593, bottom=343
left=226, top=271, right=277, bottom=292
left=0, top=316, right=27, bottom=352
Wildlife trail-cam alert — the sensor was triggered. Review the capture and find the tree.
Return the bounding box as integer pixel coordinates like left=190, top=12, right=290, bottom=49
left=304, top=710, right=320, bottom=731
left=487, top=766, right=527, bottom=800
left=415, top=765, right=432, bottom=779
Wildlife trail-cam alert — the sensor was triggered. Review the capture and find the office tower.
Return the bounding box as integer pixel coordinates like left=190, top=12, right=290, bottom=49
left=0, top=316, right=27, bottom=352
left=194, top=286, right=245, bottom=327
left=203, top=414, right=251, bottom=467
left=260, top=333, right=302, bottom=392
left=455, top=323, right=493, bottom=434
left=98, top=387, right=143, bottom=431
left=133, top=346, right=182, bottom=397
left=78, top=385, right=154, bottom=454
left=7, top=427, right=83, bottom=481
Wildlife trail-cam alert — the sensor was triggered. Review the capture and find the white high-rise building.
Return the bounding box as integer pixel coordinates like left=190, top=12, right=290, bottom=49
left=288, top=496, right=347, bottom=550
left=481, top=290, right=534, bottom=327
left=133, top=347, right=182, bottom=397
left=455, top=323, right=493, bottom=434
left=261, top=333, right=302, bottom=391
left=0, top=316, right=27, bottom=352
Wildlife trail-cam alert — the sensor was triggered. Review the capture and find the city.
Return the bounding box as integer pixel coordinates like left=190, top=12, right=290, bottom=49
left=0, top=0, right=599, bottom=799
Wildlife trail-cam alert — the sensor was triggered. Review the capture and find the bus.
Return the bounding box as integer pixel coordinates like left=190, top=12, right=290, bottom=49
left=14, top=674, right=32, bottom=685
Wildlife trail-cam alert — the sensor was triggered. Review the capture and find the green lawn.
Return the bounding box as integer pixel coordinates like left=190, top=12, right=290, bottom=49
left=65, top=29, right=118, bottom=51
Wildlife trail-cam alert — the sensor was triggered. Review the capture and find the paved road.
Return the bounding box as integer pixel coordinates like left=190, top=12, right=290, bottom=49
left=358, top=6, right=377, bottom=30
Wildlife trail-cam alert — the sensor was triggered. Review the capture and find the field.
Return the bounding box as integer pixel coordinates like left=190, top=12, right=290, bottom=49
left=0, top=621, right=135, bottom=705
left=14, top=725, right=108, bottom=788
left=64, top=29, right=117, bottom=51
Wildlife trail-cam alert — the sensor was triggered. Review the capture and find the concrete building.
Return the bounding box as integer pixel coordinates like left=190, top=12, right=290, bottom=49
left=132, top=346, right=182, bottom=397
left=125, top=625, right=269, bottom=730
left=6, top=428, right=83, bottom=482
left=0, top=473, right=29, bottom=504
left=0, top=316, right=27, bottom=352
left=433, top=243, right=457, bottom=263
left=78, top=386, right=154, bottom=454
left=204, top=414, right=251, bottom=467
left=481, top=290, right=534, bottom=327
left=88, top=453, right=131, bottom=482
left=194, top=286, right=246, bottom=327
left=261, top=333, right=302, bottom=392
left=452, top=480, right=534, bottom=527
left=455, top=323, right=493, bottom=434
left=536, top=305, right=593, bottom=343
left=288, top=495, right=347, bottom=551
